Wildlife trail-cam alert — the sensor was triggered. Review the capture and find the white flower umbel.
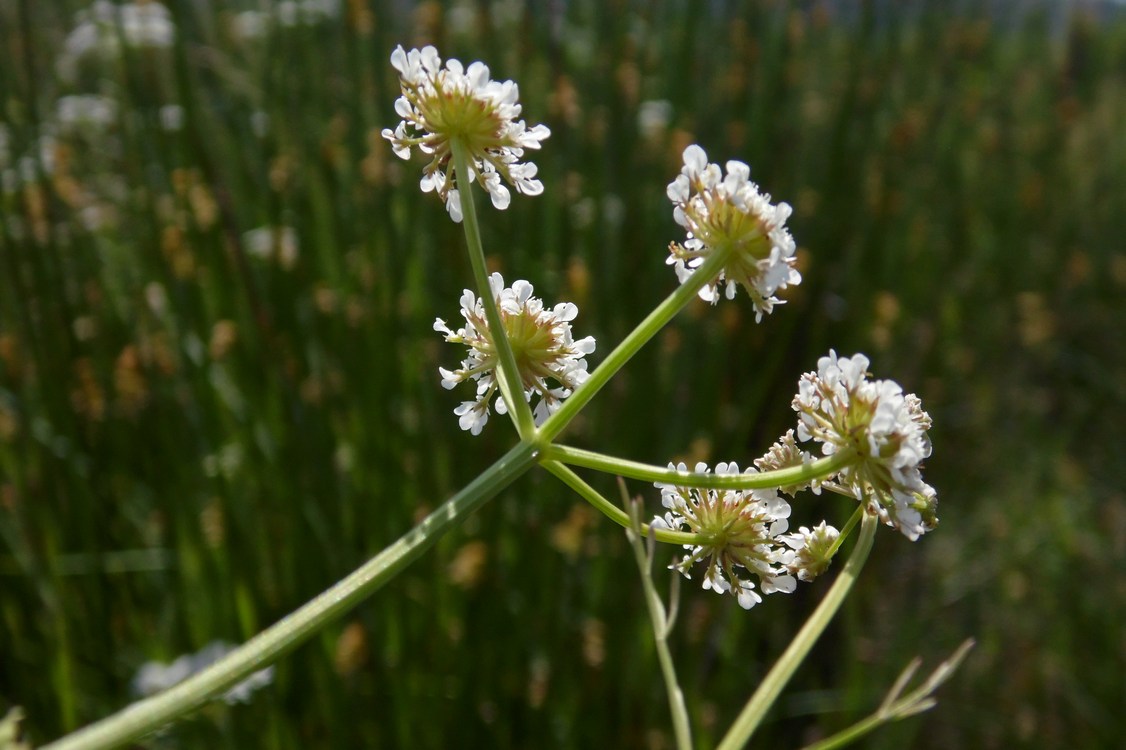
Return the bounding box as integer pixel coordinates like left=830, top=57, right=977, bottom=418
left=779, top=521, right=840, bottom=582
left=666, top=145, right=800, bottom=320
left=654, top=462, right=798, bottom=610
left=793, top=350, right=938, bottom=540
left=435, top=273, right=595, bottom=435
left=382, top=45, right=550, bottom=222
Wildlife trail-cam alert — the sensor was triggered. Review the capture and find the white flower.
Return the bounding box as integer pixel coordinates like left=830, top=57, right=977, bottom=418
left=56, top=95, right=117, bottom=133
left=58, top=2, right=175, bottom=81
left=637, top=99, right=673, bottom=139
left=132, top=641, right=274, bottom=706
left=779, top=521, right=840, bottom=581
left=381, top=45, right=550, bottom=222
left=792, top=350, right=938, bottom=540
left=159, top=104, right=184, bottom=132
left=666, top=144, right=800, bottom=320
left=754, top=428, right=820, bottom=496
left=655, top=462, right=798, bottom=609
left=434, top=273, right=595, bottom=435
left=243, top=225, right=299, bottom=268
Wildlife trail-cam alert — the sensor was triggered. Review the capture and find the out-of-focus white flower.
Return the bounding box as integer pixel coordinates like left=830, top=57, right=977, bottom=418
left=58, top=2, right=175, bottom=81
left=159, top=104, right=184, bottom=132
left=119, top=1, right=175, bottom=47
left=132, top=641, right=274, bottom=706
left=434, top=273, right=595, bottom=435
left=666, top=144, right=800, bottom=320
left=250, top=111, right=271, bottom=138
left=231, top=10, right=269, bottom=41
left=655, top=462, right=797, bottom=610
left=793, top=350, right=938, bottom=540
left=637, top=99, right=673, bottom=139
left=56, top=95, right=117, bottom=133
left=243, top=225, right=298, bottom=268
left=382, top=45, right=550, bottom=223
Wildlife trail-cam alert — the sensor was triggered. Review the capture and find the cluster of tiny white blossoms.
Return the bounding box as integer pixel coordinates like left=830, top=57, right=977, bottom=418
left=792, top=350, right=938, bottom=540
left=653, top=462, right=800, bottom=610
left=132, top=641, right=274, bottom=706
left=434, top=273, right=595, bottom=435
left=382, top=45, right=550, bottom=222
left=666, top=145, right=801, bottom=320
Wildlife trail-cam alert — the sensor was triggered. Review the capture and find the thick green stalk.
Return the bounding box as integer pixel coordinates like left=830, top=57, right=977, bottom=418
left=43, top=442, right=538, bottom=750
left=540, top=460, right=697, bottom=546
left=537, top=246, right=733, bottom=443
left=716, top=509, right=878, bottom=750
left=450, top=140, right=537, bottom=438
left=543, top=443, right=854, bottom=491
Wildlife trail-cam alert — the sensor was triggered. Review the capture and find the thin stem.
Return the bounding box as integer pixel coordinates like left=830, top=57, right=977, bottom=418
left=451, top=140, right=537, bottom=439
left=800, top=639, right=975, bottom=750
left=540, top=460, right=697, bottom=546
left=544, top=443, right=853, bottom=491
left=716, top=508, right=879, bottom=750
left=43, top=443, right=538, bottom=750
left=537, top=246, right=733, bottom=443
left=624, top=496, right=692, bottom=750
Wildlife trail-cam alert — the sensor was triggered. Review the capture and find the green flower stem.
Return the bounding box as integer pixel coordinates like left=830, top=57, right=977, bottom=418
left=624, top=500, right=692, bottom=750
left=537, top=245, right=734, bottom=444
left=43, top=442, right=538, bottom=750
left=716, top=508, right=878, bottom=750
left=543, top=443, right=854, bottom=490
left=540, top=460, right=698, bottom=546
left=451, top=140, right=536, bottom=439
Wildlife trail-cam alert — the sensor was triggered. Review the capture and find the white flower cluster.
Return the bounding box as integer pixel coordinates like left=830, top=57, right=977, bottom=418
left=56, top=95, right=118, bottom=133
left=434, top=273, right=595, bottom=435
left=793, top=350, right=937, bottom=540
left=654, top=462, right=798, bottom=610
left=59, top=1, right=175, bottom=81
left=243, top=225, right=300, bottom=269
left=230, top=0, right=341, bottom=41
left=131, top=641, right=274, bottom=706
left=382, top=45, right=550, bottom=222
left=779, top=521, right=840, bottom=582
left=666, top=145, right=800, bottom=321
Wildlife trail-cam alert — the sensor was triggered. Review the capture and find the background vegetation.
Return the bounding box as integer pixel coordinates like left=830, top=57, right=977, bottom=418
left=2, top=0, right=1124, bottom=747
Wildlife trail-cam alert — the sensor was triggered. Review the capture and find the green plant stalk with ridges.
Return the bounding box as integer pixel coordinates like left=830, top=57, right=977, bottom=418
left=40, top=441, right=538, bottom=750
left=540, top=459, right=697, bottom=545
left=716, top=507, right=878, bottom=750
left=450, top=140, right=537, bottom=439
left=543, top=442, right=855, bottom=490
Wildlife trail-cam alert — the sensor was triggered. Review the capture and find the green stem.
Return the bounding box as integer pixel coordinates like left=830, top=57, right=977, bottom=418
left=624, top=500, right=692, bottom=750
left=537, top=246, right=733, bottom=443
left=43, top=442, right=538, bottom=750
left=543, top=443, right=853, bottom=491
left=716, top=509, right=878, bottom=750
left=540, top=460, right=697, bottom=546
left=451, top=140, right=537, bottom=439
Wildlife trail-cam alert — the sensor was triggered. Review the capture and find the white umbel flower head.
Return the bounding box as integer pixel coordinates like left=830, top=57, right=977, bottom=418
left=792, top=350, right=938, bottom=540
left=779, top=521, right=840, bottom=582
left=434, top=273, right=595, bottom=435
left=666, top=145, right=800, bottom=320
left=382, top=45, right=550, bottom=222
left=655, top=462, right=798, bottom=610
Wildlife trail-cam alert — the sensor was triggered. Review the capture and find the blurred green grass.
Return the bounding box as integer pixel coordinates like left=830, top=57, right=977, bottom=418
left=1, top=1, right=1124, bottom=747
